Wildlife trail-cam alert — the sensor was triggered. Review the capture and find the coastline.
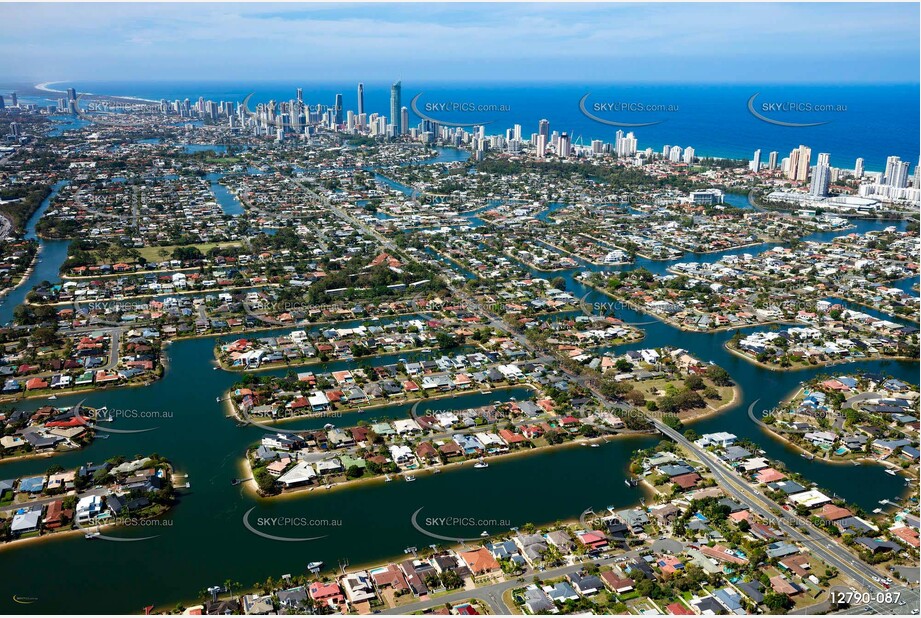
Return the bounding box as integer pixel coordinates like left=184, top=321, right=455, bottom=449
left=723, top=341, right=916, bottom=372
left=246, top=428, right=655, bottom=501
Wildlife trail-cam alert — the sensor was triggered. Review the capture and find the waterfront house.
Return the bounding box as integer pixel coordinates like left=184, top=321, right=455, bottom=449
left=241, top=594, right=274, bottom=615
left=308, top=581, right=344, bottom=610
left=341, top=571, right=376, bottom=605
left=370, top=564, right=409, bottom=593
left=458, top=548, right=500, bottom=575
left=276, top=586, right=308, bottom=611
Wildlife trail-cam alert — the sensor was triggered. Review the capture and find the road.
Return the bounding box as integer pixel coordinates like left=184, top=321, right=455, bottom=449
left=380, top=550, right=642, bottom=615
left=309, top=173, right=903, bottom=601
left=653, top=419, right=891, bottom=593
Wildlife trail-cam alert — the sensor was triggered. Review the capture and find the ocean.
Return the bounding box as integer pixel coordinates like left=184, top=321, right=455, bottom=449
left=18, top=80, right=921, bottom=172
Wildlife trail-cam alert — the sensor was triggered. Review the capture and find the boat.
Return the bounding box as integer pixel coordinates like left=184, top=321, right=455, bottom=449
left=47, top=395, right=57, bottom=400
left=84, top=532, right=100, bottom=540
left=405, top=475, right=416, bottom=482
left=873, top=508, right=883, bottom=514
left=473, top=459, right=489, bottom=469
left=590, top=443, right=600, bottom=448
left=96, top=434, right=109, bottom=439
left=384, top=475, right=392, bottom=482
left=885, top=469, right=897, bottom=476
left=323, top=423, right=335, bottom=430
left=215, top=397, right=222, bottom=402
left=307, top=561, right=323, bottom=571
left=231, top=478, right=241, bottom=486
left=480, top=531, right=489, bottom=537
left=432, top=468, right=441, bottom=474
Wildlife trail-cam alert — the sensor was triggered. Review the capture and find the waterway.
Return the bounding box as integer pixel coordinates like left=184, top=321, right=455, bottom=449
left=0, top=144, right=916, bottom=614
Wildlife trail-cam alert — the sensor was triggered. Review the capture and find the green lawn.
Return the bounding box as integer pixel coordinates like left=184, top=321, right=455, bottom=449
left=135, top=242, right=242, bottom=263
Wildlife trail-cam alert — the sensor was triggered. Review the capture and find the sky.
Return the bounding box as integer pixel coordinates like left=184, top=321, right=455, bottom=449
left=1, top=2, right=918, bottom=84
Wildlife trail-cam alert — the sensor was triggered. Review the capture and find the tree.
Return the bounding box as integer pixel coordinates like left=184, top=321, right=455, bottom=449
left=763, top=592, right=793, bottom=611
left=550, top=276, right=566, bottom=291
left=706, top=365, right=732, bottom=386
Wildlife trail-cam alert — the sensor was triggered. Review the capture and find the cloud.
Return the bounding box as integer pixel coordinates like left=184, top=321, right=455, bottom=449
left=0, top=3, right=917, bottom=82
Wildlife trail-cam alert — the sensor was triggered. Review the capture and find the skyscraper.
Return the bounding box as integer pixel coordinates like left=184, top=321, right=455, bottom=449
left=10, top=92, right=17, bottom=107
left=768, top=151, right=778, bottom=170
left=884, top=156, right=909, bottom=187
left=538, top=119, right=549, bottom=140
left=357, top=83, right=364, bottom=117
left=810, top=162, right=831, bottom=197
left=536, top=134, right=547, bottom=158
left=390, top=81, right=402, bottom=136
left=751, top=149, right=761, bottom=173
left=400, top=107, right=409, bottom=135
left=334, top=94, right=343, bottom=125
left=787, top=145, right=811, bottom=182
left=558, top=133, right=571, bottom=157
left=854, top=158, right=864, bottom=178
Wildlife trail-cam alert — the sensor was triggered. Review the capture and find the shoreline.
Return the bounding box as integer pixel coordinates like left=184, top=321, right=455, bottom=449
left=225, top=383, right=537, bottom=426
left=245, top=427, right=655, bottom=502
left=723, top=341, right=916, bottom=372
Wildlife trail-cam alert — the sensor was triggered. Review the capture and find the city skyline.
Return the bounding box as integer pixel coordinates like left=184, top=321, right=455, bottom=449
left=0, top=3, right=919, bottom=84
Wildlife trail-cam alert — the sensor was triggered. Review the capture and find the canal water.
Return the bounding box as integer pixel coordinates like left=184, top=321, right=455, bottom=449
left=0, top=142, right=916, bottom=613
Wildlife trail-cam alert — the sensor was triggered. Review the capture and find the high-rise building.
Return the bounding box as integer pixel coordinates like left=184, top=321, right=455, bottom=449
left=817, top=152, right=830, bottom=168
left=668, top=145, right=682, bottom=162
left=682, top=147, right=695, bottom=163
left=390, top=81, right=402, bottom=136
left=787, top=145, right=811, bottom=182
left=662, top=145, right=671, bottom=158
left=884, top=156, right=909, bottom=188
left=854, top=158, right=864, bottom=178
left=750, top=149, right=761, bottom=173
left=536, top=134, right=547, bottom=158
left=0, top=95, right=5, bottom=109
left=591, top=139, right=604, bottom=154
left=296, top=88, right=303, bottom=104
left=357, top=83, right=364, bottom=117
left=558, top=133, right=571, bottom=157
left=400, top=107, right=409, bottom=135
left=616, top=132, right=637, bottom=157
left=810, top=163, right=831, bottom=197
left=334, top=94, right=343, bottom=125
left=768, top=151, right=778, bottom=170
left=10, top=92, right=17, bottom=107
left=66, top=87, right=77, bottom=102
left=538, top=119, right=549, bottom=140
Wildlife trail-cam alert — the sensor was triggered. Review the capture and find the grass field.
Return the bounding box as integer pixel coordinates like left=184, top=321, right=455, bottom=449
left=134, top=242, right=242, bottom=263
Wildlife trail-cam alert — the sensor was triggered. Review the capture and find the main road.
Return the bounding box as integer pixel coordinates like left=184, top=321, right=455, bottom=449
left=653, top=419, right=891, bottom=593
left=309, top=173, right=898, bottom=598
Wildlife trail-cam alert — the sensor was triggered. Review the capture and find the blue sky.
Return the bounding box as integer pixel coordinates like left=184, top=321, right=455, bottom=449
left=2, top=3, right=918, bottom=83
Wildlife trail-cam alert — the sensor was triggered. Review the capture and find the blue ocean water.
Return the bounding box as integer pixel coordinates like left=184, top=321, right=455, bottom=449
left=34, top=81, right=921, bottom=172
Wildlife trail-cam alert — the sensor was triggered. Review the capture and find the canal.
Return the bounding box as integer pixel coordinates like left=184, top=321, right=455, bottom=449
left=0, top=145, right=916, bottom=613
